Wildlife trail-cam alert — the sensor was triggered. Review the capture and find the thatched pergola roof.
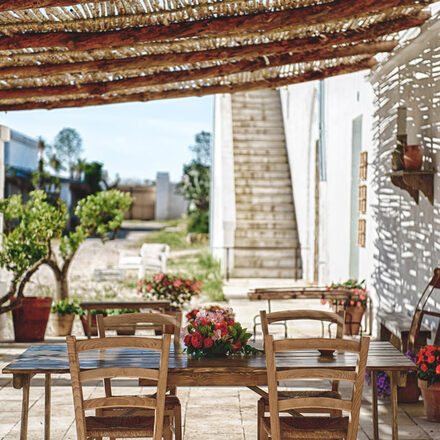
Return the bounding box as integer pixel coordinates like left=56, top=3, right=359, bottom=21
left=0, top=0, right=434, bottom=111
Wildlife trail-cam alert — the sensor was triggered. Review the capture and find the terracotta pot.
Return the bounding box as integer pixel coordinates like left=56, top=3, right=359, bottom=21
left=116, top=326, right=136, bottom=336
left=12, top=297, right=52, bottom=342
left=344, top=306, right=365, bottom=336
left=80, top=315, right=98, bottom=337
left=398, top=373, right=421, bottom=403
left=52, top=313, right=75, bottom=336
left=418, top=379, right=440, bottom=422
left=403, top=145, right=423, bottom=171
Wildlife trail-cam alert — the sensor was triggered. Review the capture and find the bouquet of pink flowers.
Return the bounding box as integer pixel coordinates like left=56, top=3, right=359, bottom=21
left=183, top=307, right=261, bottom=358
left=186, top=305, right=235, bottom=324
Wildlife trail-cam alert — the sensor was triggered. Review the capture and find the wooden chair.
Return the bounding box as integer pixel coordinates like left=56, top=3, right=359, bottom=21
left=96, top=312, right=182, bottom=440
left=257, top=310, right=345, bottom=439
left=66, top=334, right=174, bottom=440
left=262, top=335, right=370, bottom=440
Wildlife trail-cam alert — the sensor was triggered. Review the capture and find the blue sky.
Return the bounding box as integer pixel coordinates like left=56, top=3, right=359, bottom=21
left=0, top=95, right=214, bottom=183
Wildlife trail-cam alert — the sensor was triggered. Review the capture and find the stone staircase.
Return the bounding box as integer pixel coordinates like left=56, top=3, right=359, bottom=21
left=231, top=89, right=302, bottom=278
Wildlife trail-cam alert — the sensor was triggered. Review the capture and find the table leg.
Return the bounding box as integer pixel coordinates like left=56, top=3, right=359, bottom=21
left=20, top=375, right=30, bottom=440
left=45, top=373, right=51, bottom=440
left=390, top=371, right=399, bottom=440
left=372, top=371, right=379, bottom=440
left=87, top=311, right=92, bottom=339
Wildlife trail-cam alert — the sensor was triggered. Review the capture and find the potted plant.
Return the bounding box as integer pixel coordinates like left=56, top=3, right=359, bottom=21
left=326, top=278, right=369, bottom=335
left=416, top=345, right=440, bottom=422
left=51, top=299, right=81, bottom=336
left=79, top=309, right=107, bottom=337
left=182, top=306, right=261, bottom=358
left=139, top=273, right=202, bottom=334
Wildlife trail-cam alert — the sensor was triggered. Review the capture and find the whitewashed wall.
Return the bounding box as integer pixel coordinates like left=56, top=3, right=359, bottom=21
left=281, top=71, right=377, bottom=296
left=5, top=129, right=38, bottom=172
left=369, top=16, right=440, bottom=317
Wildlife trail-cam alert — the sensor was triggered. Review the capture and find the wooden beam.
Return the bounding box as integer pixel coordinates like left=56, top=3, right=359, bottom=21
left=0, top=42, right=394, bottom=100
left=0, top=58, right=377, bottom=111
left=0, top=0, right=429, bottom=51
left=0, top=11, right=428, bottom=81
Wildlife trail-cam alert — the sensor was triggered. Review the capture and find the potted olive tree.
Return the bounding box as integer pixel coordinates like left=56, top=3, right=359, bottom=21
left=51, top=299, right=81, bottom=336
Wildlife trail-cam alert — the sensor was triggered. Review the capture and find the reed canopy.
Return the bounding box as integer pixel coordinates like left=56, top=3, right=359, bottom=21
left=0, top=0, right=434, bottom=110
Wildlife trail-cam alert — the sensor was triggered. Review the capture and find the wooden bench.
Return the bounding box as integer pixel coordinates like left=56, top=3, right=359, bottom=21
left=378, top=309, right=431, bottom=352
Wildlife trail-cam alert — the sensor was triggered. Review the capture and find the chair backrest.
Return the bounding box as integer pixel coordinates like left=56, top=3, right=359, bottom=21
left=97, top=311, right=182, bottom=349
left=264, top=335, right=370, bottom=440
left=140, top=243, right=169, bottom=258
left=260, top=309, right=345, bottom=339
left=408, top=267, right=440, bottom=352
left=67, top=334, right=171, bottom=440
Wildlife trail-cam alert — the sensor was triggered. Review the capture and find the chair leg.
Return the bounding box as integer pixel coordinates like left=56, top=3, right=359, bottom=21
left=257, top=399, right=265, bottom=440
left=174, top=404, right=182, bottom=440
left=163, top=423, right=173, bottom=440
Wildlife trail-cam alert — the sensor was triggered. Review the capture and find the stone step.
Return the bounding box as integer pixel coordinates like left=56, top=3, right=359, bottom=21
left=235, top=177, right=291, bottom=187
left=233, top=256, right=298, bottom=269
left=235, top=185, right=292, bottom=195
left=235, top=228, right=298, bottom=240
left=234, top=154, right=287, bottom=164
left=236, top=211, right=295, bottom=221
left=233, top=248, right=298, bottom=258
left=234, top=163, right=290, bottom=172
left=236, top=202, right=294, bottom=213
left=234, top=170, right=291, bottom=179
left=232, top=114, right=283, bottom=123
left=235, top=194, right=293, bottom=204
left=235, top=236, right=298, bottom=247
left=236, top=220, right=296, bottom=229
left=233, top=132, right=286, bottom=141
left=231, top=267, right=299, bottom=278
left=232, top=122, right=285, bottom=130
left=233, top=144, right=287, bottom=152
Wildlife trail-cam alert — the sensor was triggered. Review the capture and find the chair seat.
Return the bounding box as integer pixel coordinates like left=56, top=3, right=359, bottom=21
left=262, top=415, right=349, bottom=439
left=262, top=390, right=341, bottom=402
left=86, top=414, right=170, bottom=437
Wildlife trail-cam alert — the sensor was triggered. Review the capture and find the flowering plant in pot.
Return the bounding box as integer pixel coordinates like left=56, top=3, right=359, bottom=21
left=183, top=307, right=261, bottom=359
left=138, top=272, right=202, bottom=311
left=323, top=278, right=369, bottom=335
left=51, top=299, right=81, bottom=336
left=186, top=305, right=235, bottom=324
left=416, top=345, right=440, bottom=422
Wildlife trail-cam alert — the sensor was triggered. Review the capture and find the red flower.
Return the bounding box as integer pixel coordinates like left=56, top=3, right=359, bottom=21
left=427, top=355, right=436, bottom=364
left=232, top=340, right=242, bottom=352
left=214, top=322, right=229, bottom=336
left=200, top=319, right=211, bottom=326
left=436, top=365, right=440, bottom=375
left=421, top=363, right=428, bottom=373
left=183, top=334, right=192, bottom=347
left=173, top=279, right=182, bottom=288
left=191, top=332, right=203, bottom=348
left=153, top=272, right=164, bottom=282
left=227, top=320, right=235, bottom=326
left=204, top=337, right=214, bottom=348
left=146, top=283, right=153, bottom=292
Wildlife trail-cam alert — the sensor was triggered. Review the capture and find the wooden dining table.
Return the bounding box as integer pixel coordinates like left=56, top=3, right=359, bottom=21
left=2, top=341, right=414, bottom=440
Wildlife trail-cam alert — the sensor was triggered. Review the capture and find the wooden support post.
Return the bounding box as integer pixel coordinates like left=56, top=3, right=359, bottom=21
left=44, top=373, right=51, bottom=440
left=87, top=311, right=92, bottom=339
left=372, top=371, right=379, bottom=440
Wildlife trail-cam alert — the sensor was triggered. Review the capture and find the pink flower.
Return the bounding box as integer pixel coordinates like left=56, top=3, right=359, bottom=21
left=212, top=329, right=222, bottom=341
left=320, top=299, right=327, bottom=305
left=154, top=272, right=164, bottom=282
left=232, top=341, right=242, bottom=352
left=146, top=284, right=153, bottom=292
left=173, top=279, right=182, bottom=288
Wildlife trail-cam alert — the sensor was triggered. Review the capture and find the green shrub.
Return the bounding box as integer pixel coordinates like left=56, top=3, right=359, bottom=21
left=51, top=299, right=81, bottom=315
left=188, top=210, right=209, bottom=233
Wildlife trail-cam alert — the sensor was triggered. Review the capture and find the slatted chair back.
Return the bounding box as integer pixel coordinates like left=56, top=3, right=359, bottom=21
left=408, top=268, right=440, bottom=352
left=264, top=335, right=370, bottom=440
left=66, top=334, right=171, bottom=440
left=97, top=311, right=182, bottom=348
left=260, top=309, right=345, bottom=340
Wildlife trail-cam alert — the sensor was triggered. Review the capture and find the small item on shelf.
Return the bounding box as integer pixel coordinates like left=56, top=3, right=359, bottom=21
left=318, top=349, right=335, bottom=357
left=183, top=306, right=261, bottom=358
left=403, top=144, right=423, bottom=171
left=391, top=144, right=405, bottom=171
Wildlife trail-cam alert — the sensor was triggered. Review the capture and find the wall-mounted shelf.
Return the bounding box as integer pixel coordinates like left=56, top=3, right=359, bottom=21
left=387, top=170, right=435, bottom=204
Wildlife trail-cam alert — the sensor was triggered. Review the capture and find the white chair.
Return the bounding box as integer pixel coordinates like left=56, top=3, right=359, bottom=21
left=119, top=243, right=169, bottom=278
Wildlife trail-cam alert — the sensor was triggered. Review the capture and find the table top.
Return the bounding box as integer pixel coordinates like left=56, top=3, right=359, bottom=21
left=248, top=287, right=366, bottom=301
left=79, top=301, right=170, bottom=310
left=2, top=341, right=415, bottom=377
